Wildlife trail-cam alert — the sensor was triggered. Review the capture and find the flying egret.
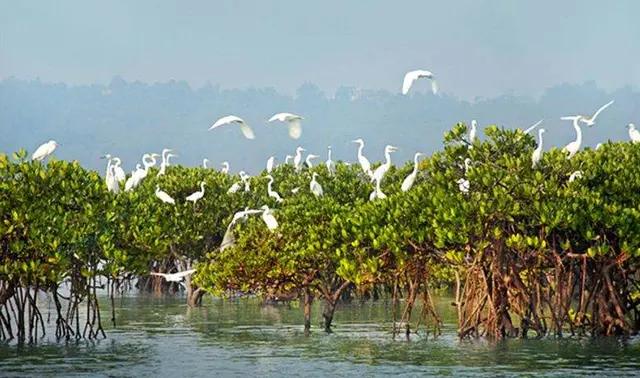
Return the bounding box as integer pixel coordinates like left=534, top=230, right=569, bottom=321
left=468, top=120, right=477, bottom=147
left=112, top=157, right=126, bottom=182
left=285, top=155, right=293, bottom=165
left=265, top=175, right=283, bottom=203
left=209, top=115, right=255, bottom=139
left=266, top=156, right=275, bottom=173
left=531, top=128, right=546, bottom=168
left=261, top=205, right=279, bottom=230
left=186, top=181, right=206, bottom=205
left=155, top=185, right=176, bottom=205
left=561, top=116, right=583, bottom=159
left=580, top=100, right=614, bottom=127
left=293, top=147, right=306, bottom=172
left=457, top=158, right=471, bottom=194
left=369, top=176, right=387, bottom=201
left=268, top=112, right=303, bottom=139
left=202, top=158, right=210, bottom=169
left=151, top=269, right=196, bottom=283
left=305, top=154, right=319, bottom=169
left=627, top=123, right=640, bottom=144
left=326, top=146, right=335, bottom=176
left=523, top=119, right=544, bottom=134
left=372, top=145, right=398, bottom=183
left=221, top=161, right=230, bottom=174
left=310, top=172, right=323, bottom=197
left=401, top=152, right=424, bottom=192
left=32, top=140, right=59, bottom=161
left=568, top=171, right=583, bottom=183
left=352, top=138, right=373, bottom=178
left=402, top=69, right=438, bottom=95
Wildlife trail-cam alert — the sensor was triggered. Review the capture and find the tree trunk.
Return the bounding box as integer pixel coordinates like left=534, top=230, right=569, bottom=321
left=303, top=287, right=313, bottom=335
left=322, top=298, right=336, bottom=333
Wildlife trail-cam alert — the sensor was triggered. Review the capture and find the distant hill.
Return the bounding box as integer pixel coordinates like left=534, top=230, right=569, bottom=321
left=1, top=77, right=638, bottom=174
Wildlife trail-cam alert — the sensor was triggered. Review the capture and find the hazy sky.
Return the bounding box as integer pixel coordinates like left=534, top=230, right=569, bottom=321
left=1, top=1, right=639, bottom=99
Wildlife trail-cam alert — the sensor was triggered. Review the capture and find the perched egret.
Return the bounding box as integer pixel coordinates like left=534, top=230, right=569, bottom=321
left=150, top=269, right=196, bottom=283
left=523, top=119, right=544, bottom=134
left=627, top=123, right=640, bottom=144
left=352, top=138, right=373, bottom=178
left=268, top=112, right=303, bottom=139
left=265, top=175, right=283, bottom=203
left=293, top=146, right=306, bottom=172
left=595, top=143, right=603, bottom=150
left=221, top=161, right=230, bottom=174
left=112, top=157, right=126, bottom=182
left=291, top=187, right=300, bottom=194
left=561, top=116, right=583, bottom=159
left=402, top=69, right=438, bottom=95
left=580, top=100, right=614, bottom=127
left=310, top=172, right=323, bottom=197
left=186, top=181, right=206, bottom=205
left=155, top=185, right=176, bottom=205
left=228, top=181, right=242, bottom=194
left=401, top=152, right=424, bottom=192
left=32, top=140, right=59, bottom=161
left=369, top=176, right=387, bottom=201
left=261, top=205, right=279, bottom=230
left=240, top=171, right=251, bottom=192
left=124, top=164, right=142, bottom=192
left=468, top=120, right=477, bottom=147
left=457, top=158, right=471, bottom=194
left=266, top=156, right=275, bottom=173
left=106, top=165, right=121, bottom=194
left=202, top=158, right=210, bottom=169
left=285, top=155, right=293, bottom=165
left=568, top=171, right=583, bottom=183
left=209, top=115, right=255, bottom=139
left=305, top=154, right=319, bottom=169
left=158, top=153, right=178, bottom=176
left=326, top=146, right=335, bottom=176
left=531, top=128, right=546, bottom=168
left=101, top=154, right=114, bottom=188
left=372, top=145, right=398, bottom=183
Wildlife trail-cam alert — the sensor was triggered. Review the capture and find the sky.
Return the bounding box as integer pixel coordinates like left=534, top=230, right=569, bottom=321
left=1, top=0, right=639, bottom=100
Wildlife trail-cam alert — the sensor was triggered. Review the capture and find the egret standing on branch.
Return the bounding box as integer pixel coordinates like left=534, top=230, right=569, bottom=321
left=209, top=115, right=255, bottom=139
left=369, top=176, right=387, bottom=201
left=457, top=158, right=471, bottom=194
left=468, top=120, right=477, bottom=148
left=352, top=138, right=373, bottom=178
left=627, top=123, right=640, bottom=144
left=372, top=145, right=398, bottom=183
left=265, top=175, right=283, bottom=203
left=268, top=112, right=303, bottom=139
left=293, top=146, right=305, bottom=172
left=221, top=161, right=230, bottom=174
left=532, top=129, right=546, bottom=168
left=326, top=146, right=335, bottom=176
left=310, top=172, right=324, bottom=197
left=305, top=154, right=319, bottom=169
left=266, top=156, right=275, bottom=173
left=402, top=70, right=438, bottom=95
left=401, top=152, right=424, bottom=192
left=155, top=185, right=176, bottom=205
left=561, top=116, right=583, bottom=159
left=32, top=140, right=59, bottom=161
left=186, top=181, right=206, bottom=205
left=261, top=205, right=279, bottom=230
left=580, top=100, right=614, bottom=127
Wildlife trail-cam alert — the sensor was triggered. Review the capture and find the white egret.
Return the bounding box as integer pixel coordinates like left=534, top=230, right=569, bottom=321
left=457, top=158, right=471, bottom=194
left=266, top=156, right=275, bottom=173
left=151, top=269, right=196, bottom=283
left=101, top=154, right=114, bottom=188
left=351, top=138, right=373, bottom=178
left=401, top=152, right=424, bottom=192
left=261, top=205, right=279, bottom=230
left=221, top=161, right=230, bottom=174
left=568, top=171, right=583, bottom=183
left=523, top=119, right=544, bottom=134
left=627, top=123, right=640, bottom=144
left=112, top=157, right=126, bottom=182
left=268, top=112, right=303, bottom=139
left=291, top=187, right=300, bottom=194
left=124, top=164, right=142, bottom=192
left=265, top=175, right=283, bottom=203
left=158, top=153, right=178, bottom=176
left=468, top=120, right=477, bottom=147
left=202, top=158, right=210, bottom=169
left=310, top=172, right=323, bottom=197
left=580, top=100, right=614, bottom=127
left=228, top=181, right=242, bottom=194
left=32, top=140, right=59, bottom=161
left=186, top=181, right=206, bottom=205
left=402, top=69, right=438, bottom=95
left=106, top=165, right=121, bottom=194
left=326, top=146, right=335, bottom=176
left=531, top=128, right=546, bottom=168
left=155, top=185, right=176, bottom=205
left=595, top=143, right=603, bottom=150
left=240, top=171, right=251, bottom=192
left=561, top=116, right=583, bottom=159
left=372, top=145, right=398, bottom=183
left=305, top=154, right=319, bottom=169
left=139, top=153, right=159, bottom=181
left=369, top=176, right=387, bottom=201
left=293, top=147, right=306, bottom=172
left=285, top=155, right=293, bottom=165
left=209, top=115, right=255, bottom=139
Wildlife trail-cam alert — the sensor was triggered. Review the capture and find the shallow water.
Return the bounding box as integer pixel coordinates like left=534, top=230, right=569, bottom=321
left=0, top=295, right=639, bottom=377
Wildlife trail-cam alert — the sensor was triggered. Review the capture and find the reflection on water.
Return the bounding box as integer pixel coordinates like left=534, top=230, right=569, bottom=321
left=0, top=295, right=638, bottom=377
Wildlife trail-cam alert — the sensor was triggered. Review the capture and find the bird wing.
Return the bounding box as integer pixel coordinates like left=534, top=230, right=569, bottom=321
left=239, top=123, right=255, bottom=139
left=431, top=79, right=438, bottom=95
left=173, top=269, right=196, bottom=278
left=209, top=115, right=243, bottom=130
left=590, top=100, right=614, bottom=120
left=150, top=272, right=167, bottom=278
left=402, top=71, right=420, bottom=95
left=287, top=119, right=302, bottom=139
left=268, top=113, right=289, bottom=122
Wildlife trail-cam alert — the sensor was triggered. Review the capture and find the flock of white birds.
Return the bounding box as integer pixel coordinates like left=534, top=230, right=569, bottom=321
left=27, top=70, right=640, bottom=280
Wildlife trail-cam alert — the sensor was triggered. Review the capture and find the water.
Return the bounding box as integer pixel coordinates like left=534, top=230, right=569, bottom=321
left=1, top=295, right=639, bottom=377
